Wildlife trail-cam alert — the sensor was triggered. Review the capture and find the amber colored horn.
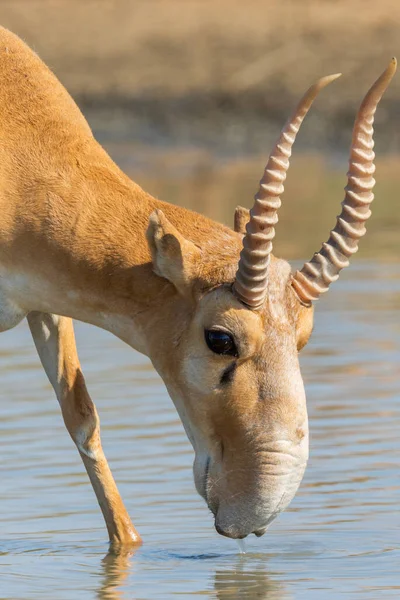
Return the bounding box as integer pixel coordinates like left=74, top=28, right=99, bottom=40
left=292, top=59, right=397, bottom=304
left=233, top=73, right=341, bottom=309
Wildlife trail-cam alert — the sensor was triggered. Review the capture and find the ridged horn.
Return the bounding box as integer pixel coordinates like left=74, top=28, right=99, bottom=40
left=292, top=58, right=397, bottom=304
left=233, top=73, right=341, bottom=309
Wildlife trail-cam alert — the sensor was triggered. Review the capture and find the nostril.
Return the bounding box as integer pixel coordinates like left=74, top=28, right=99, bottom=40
left=203, top=456, right=210, bottom=501
left=215, top=522, right=245, bottom=539
left=254, top=527, right=267, bottom=537
left=220, top=440, right=224, bottom=460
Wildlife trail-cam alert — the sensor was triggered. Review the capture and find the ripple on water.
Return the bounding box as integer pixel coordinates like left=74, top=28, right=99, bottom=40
left=0, top=263, right=400, bottom=599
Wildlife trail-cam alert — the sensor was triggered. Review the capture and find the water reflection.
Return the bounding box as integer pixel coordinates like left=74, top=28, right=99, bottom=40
left=213, top=559, right=289, bottom=600
left=1, top=147, right=400, bottom=597
left=98, top=549, right=138, bottom=600
left=96, top=549, right=290, bottom=600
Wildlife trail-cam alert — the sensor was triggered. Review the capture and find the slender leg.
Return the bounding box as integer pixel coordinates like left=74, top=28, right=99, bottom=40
left=27, top=311, right=141, bottom=548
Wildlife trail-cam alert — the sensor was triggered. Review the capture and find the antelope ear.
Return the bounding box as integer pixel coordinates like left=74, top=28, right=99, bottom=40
left=146, top=209, right=201, bottom=296
left=234, top=205, right=250, bottom=234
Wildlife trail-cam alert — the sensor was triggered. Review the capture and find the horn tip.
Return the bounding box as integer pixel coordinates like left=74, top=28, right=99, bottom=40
left=381, top=57, right=397, bottom=83
left=317, top=72, right=342, bottom=88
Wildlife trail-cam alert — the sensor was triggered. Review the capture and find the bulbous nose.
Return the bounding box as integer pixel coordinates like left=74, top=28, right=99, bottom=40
left=215, top=522, right=246, bottom=539
left=215, top=521, right=267, bottom=539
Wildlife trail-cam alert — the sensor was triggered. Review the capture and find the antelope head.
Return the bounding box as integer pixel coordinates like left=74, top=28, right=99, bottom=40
left=146, top=60, right=396, bottom=539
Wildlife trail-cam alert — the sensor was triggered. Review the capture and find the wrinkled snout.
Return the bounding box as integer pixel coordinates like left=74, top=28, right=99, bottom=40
left=213, top=477, right=301, bottom=539
left=194, top=433, right=309, bottom=539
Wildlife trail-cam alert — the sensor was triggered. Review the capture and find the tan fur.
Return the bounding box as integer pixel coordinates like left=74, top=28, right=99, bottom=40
left=27, top=312, right=139, bottom=547
left=0, top=28, right=315, bottom=543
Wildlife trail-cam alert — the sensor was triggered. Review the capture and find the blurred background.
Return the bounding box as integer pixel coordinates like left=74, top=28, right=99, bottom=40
left=0, top=0, right=399, bottom=259
left=1, top=3, right=400, bottom=600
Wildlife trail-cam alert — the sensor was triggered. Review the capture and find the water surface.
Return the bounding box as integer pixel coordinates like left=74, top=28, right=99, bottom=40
left=1, top=263, right=399, bottom=599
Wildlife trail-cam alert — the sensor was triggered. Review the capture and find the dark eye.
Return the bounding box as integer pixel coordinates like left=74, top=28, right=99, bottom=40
left=205, top=329, right=238, bottom=357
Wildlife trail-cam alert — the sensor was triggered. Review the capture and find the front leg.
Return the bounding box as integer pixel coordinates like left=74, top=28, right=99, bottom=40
left=27, top=311, right=141, bottom=548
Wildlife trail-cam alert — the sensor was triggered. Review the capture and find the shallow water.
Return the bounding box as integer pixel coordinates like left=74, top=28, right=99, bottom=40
left=0, top=262, right=399, bottom=599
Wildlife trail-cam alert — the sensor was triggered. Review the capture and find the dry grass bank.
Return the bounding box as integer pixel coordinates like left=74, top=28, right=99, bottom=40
left=0, top=1, right=398, bottom=149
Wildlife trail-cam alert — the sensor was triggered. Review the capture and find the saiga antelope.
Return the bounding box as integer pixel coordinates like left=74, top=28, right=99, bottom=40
left=0, top=27, right=395, bottom=547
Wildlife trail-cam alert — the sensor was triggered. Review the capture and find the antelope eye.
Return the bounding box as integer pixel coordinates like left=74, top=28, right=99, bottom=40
left=205, top=329, right=238, bottom=357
